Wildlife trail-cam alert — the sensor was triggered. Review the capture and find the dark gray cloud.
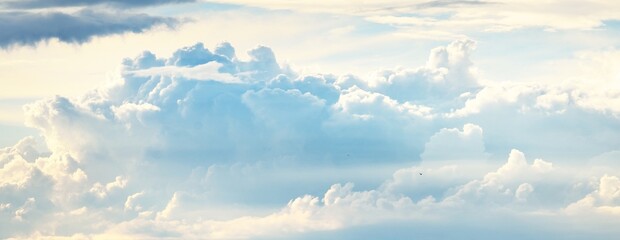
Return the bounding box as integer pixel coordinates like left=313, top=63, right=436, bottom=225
left=1, top=0, right=194, bottom=9
left=0, top=10, right=178, bottom=48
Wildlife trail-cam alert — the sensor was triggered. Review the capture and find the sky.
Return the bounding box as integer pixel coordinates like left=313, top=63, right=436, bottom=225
left=1, top=0, right=620, bottom=239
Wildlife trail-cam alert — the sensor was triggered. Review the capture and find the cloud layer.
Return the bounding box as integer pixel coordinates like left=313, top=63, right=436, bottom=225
left=3, top=137, right=619, bottom=239
left=2, top=40, right=620, bottom=238
left=204, top=0, right=620, bottom=40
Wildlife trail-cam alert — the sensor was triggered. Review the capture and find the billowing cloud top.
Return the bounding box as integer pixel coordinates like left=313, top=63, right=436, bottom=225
left=2, top=40, right=620, bottom=239
left=23, top=40, right=485, bottom=165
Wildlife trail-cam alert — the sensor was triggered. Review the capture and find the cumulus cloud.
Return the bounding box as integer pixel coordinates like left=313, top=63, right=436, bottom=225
left=443, top=81, right=620, bottom=160
left=3, top=39, right=620, bottom=238
left=0, top=10, right=178, bottom=48
left=23, top=41, right=443, bottom=165
left=0, top=138, right=87, bottom=237
left=20, top=39, right=619, bottom=167
left=441, top=149, right=553, bottom=206
left=421, top=123, right=487, bottom=161
left=566, top=175, right=620, bottom=215
left=39, top=148, right=613, bottom=239
left=343, top=39, right=479, bottom=108
left=19, top=38, right=620, bottom=170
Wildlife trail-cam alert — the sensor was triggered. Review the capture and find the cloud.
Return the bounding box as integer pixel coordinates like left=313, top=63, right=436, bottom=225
left=441, top=149, right=553, bottom=206
left=357, top=39, right=479, bottom=106
left=129, top=62, right=242, bottom=83
left=566, top=175, right=620, bottom=215
left=0, top=10, right=178, bottom=48
left=202, top=0, right=620, bottom=40
left=1, top=0, right=194, bottom=9
left=55, top=148, right=614, bottom=239
left=421, top=123, right=487, bottom=161
left=3, top=39, right=620, bottom=238
left=23, top=41, right=448, bottom=165
left=442, top=81, right=620, bottom=160
left=0, top=138, right=88, bottom=237
left=20, top=38, right=620, bottom=167
left=415, top=0, right=492, bottom=9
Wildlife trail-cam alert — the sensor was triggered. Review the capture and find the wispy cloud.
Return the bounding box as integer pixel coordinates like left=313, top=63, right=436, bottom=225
left=1, top=0, right=195, bottom=9
left=0, top=10, right=178, bottom=48
left=201, top=0, right=620, bottom=39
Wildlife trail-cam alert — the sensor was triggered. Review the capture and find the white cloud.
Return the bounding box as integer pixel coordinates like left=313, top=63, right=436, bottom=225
left=440, top=149, right=553, bottom=206
left=129, top=62, right=241, bottom=83
left=515, top=183, right=534, bottom=202
left=3, top=38, right=620, bottom=239
left=89, top=176, right=128, bottom=199
left=359, top=39, right=479, bottom=106
left=203, top=0, right=620, bottom=35
left=421, top=123, right=487, bottom=161
left=0, top=153, right=36, bottom=188
left=534, top=90, right=569, bottom=113
left=71, top=148, right=613, bottom=239
left=14, top=197, right=36, bottom=221
left=25, top=40, right=481, bottom=166
left=0, top=138, right=87, bottom=237
left=533, top=49, right=620, bottom=117
left=566, top=174, right=620, bottom=215
left=124, top=191, right=145, bottom=212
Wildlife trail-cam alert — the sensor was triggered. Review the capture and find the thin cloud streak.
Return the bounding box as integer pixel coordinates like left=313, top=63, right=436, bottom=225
left=1, top=0, right=195, bottom=9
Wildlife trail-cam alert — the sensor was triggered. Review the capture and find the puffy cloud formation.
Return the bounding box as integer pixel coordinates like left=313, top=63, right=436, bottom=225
left=367, top=39, right=479, bottom=104
left=421, top=123, right=487, bottom=161
left=24, top=41, right=445, bottom=165
left=4, top=138, right=615, bottom=239
left=170, top=149, right=613, bottom=239
left=3, top=40, right=620, bottom=238
left=0, top=137, right=95, bottom=237
left=334, top=39, right=479, bottom=108
left=566, top=175, right=620, bottom=214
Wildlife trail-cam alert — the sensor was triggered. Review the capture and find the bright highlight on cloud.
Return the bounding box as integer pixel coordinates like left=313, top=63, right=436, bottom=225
left=2, top=39, right=620, bottom=239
